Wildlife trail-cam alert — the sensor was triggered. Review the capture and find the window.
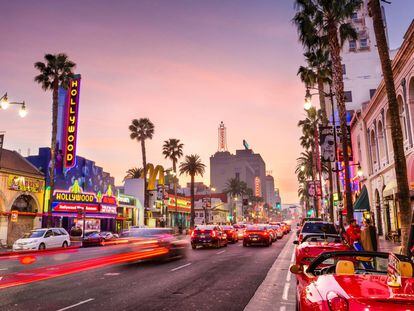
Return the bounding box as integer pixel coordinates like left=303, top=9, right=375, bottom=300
left=344, top=91, right=353, bottom=102
left=351, top=12, right=358, bottom=20
left=45, top=230, right=54, bottom=238
left=360, top=38, right=368, bottom=48
left=235, top=172, right=240, bottom=180
left=370, top=89, right=376, bottom=98
left=342, top=64, right=346, bottom=75
left=349, top=40, right=357, bottom=50
left=52, top=229, right=62, bottom=236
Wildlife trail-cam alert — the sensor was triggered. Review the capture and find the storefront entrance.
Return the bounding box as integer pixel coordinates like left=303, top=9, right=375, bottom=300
left=7, top=194, right=39, bottom=245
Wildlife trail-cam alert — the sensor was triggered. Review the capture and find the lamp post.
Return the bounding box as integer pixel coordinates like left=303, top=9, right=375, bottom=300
left=1, top=93, right=28, bottom=117
left=206, top=186, right=215, bottom=225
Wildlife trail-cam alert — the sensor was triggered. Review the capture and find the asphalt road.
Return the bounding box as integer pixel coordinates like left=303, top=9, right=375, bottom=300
left=0, top=235, right=289, bottom=311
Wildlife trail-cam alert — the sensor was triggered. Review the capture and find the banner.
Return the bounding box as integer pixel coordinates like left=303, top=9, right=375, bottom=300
left=63, top=75, right=81, bottom=172
left=336, top=125, right=353, bottom=162
left=319, top=126, right=335, bottom=162
left=307, top=181, right=322, bottom=197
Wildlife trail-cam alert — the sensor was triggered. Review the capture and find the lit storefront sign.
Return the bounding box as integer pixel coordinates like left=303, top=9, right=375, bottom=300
left=255, top=177, right=261, bottom=197
left=117, top=194, right=136, bottom=207
left=8, top=175, right=44, bottom=193
left=63, top=75, right=81, bottom=172
left=53, top=203, right=99, bottom=212
left=53, top=191, right=96, bottom=203
left=101, top=205, right=117, bottom=214
left=167, top=194, right=191, bottom=212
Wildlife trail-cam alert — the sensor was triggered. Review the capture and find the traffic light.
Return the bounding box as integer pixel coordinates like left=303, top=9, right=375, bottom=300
left=307, top=209, right=313, bottom=217
left=276, top=203, right=281, bottom=209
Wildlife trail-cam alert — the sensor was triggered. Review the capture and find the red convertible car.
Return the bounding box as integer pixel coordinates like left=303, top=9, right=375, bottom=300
left=294, top=234, right=350, bottom=266
left=291, top=251, right=414, bottom=310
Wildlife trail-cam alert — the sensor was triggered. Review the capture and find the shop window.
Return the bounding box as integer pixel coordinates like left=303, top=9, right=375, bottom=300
left=344, top=91, right=353, bottom=102
left=360, top=38, right=368, bottom=49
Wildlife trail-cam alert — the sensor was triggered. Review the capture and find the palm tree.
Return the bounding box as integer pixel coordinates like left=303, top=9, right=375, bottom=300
left=368, top=0, right=411, bottom=255
left=34, top=53, right=76, bottom=226
left=223, top=177, right=246, bottom=223
left=294, top=0, right=362, bottom=223
left=162, top=138, right=184, bottom=226
left=124, top=167, right=144, bottom=181
left=129, top=118, right=155, bottom=209
left=179, top=154, right=206, bottom=229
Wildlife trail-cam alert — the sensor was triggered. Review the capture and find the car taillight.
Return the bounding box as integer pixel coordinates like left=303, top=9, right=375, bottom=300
left=211, top=231, right=217, bottom=238
left=191, top=231, right=195, bottom=238
left=299, top=234, right=303, bottom=241
left=327, top=292, right=348, bottom=311
left=263, top=231, right=269, bottom=236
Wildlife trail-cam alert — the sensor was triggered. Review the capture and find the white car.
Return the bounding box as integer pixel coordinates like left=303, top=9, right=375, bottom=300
left=13, top=228, right=71, bottom=251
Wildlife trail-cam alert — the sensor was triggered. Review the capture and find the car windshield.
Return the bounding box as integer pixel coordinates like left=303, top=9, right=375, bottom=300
left=301, top=222, right=337, bottom=234
left=302, top=235, right=342, bottom=243
left=308, top=252, right=413, bottom=277
left=85, top=231, right=99, bottom=237
left=271, top=225, right=280, bottom=230
left=22, top=230, right=46, bottom=238
left=222, top=226, right=233, bottom=230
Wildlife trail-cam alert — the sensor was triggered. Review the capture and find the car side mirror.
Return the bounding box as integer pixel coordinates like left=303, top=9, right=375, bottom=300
left=293, top=240, right=299, bottom=245
left=290, top=264, right=303, bottom=275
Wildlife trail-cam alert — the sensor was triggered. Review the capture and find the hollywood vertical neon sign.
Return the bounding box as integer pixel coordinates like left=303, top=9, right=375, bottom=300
left=63, top=75, right=81, bottom=172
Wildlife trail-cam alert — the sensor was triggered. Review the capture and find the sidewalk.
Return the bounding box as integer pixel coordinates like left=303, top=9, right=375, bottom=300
left=378, top=237, right=401, bottom=254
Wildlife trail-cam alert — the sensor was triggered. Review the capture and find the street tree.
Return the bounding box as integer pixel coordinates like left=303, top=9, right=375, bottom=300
left=129, top=118, right=154, bottom=209
left=124, top=167, right=144, bottom=181
left=34, top=53, right=76, bottom=226
left=179, top=154, right=206, bottom=229
left=294, top=0, right=362, bottom=222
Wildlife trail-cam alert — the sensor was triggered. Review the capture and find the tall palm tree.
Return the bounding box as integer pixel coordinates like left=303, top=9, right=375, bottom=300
left=179, top=154, right=206, bottom=229
left=368, top=0, right=411, bottom=255
left=294, top=0, right=362, bottom=222
left=162, top=138, right=184, bottom=226
left=223, top=177, right=245, bottom=222
left=124, top=167, right=144, bottom=181
left=129, top=118, right=155, bottom=209
left=34, top=53, right=76, bottom=226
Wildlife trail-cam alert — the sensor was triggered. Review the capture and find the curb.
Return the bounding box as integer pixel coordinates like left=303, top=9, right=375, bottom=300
left=244, top=233, right=296, bottom=311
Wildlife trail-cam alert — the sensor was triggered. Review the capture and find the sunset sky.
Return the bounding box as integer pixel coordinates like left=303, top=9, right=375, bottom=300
left=1, top=0, right=413, bottom=203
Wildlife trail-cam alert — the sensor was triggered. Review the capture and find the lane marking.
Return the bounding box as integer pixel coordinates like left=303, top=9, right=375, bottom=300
left=282, top=283, right=290, bottom=301
left=216, top=250, right=226, bottom=255
left=286, top=271, right=291, bottom=282
left=104, top=272, right=120, bottom=276
left=279, top=306, right=286, bottom=311
left=170, top=263, right=192, bottom=272
left=0, top=268, right=8, bottom=271
left=290, top=250, right=295, bottom=263
left=56, top=298, right=95, bottom=311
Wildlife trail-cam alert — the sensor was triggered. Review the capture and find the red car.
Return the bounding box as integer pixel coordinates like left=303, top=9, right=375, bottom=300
left=243, top=225, right=272, bottom=247
left=294, top=234, right=350, bottom=267
left=191, top=225, right=228, bottom=249
left=222, top=225, right=238, bottom=243
left=291, top=250, right=414, bottom=310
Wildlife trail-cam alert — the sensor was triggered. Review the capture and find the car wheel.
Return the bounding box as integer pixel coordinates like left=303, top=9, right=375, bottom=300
left=38, top=243, right=46, bottom=250
left=191, top=244, right=196, bottom=250
left=62, top=241, right=68, bottom=248
left=216, top=241, right=221, bottom=249
left=243, top=242, right=248, bottom=247
left=224, top=241, right=228, bottom=247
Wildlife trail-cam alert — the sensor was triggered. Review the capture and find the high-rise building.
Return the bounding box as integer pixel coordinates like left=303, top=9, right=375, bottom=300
left=265, top=175, right=276, bottom=208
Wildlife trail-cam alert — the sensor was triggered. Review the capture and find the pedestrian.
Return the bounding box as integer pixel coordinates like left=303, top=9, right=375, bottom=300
left=360, top=219, right=373, bottom=251
left=366, top=219, right=378, bottom=252
left=346, top=219, right=361, bottom=248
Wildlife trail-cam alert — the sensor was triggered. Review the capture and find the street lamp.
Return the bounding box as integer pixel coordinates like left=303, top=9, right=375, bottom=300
left=300, top=165, right=305, bottom=172
left=304, top=89, right=313, bottom=110
left=357, top=164, right=363, bottom=178
left=1, top=93, right=28, bottom=118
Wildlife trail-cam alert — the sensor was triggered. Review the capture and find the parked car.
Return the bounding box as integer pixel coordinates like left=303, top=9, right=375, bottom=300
left=293, top=234, right=350, bottom=267
left=191, top=225, right=228, bottom=249
left=13, top=228, right=71, bottom=251
left=222, top=225, right=238, bottom=243
left=243, top=225, right=272, bottom=247
left=281, top=221, right=291, bottom=233
left=298, top=221, right=338, bottom=243
left=296, top=217, right=323, bottom=236
left=82, top=231, right=118, bottom=247
left=291, top=251, right=414, bottom=310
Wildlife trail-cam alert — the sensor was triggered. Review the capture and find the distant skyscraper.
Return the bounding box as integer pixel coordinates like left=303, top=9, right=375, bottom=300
left=265, top=175, right=276, bottom=208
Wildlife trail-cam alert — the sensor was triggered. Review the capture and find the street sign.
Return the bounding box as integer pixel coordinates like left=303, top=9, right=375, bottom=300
left=11, top=210, right=18, bottom=222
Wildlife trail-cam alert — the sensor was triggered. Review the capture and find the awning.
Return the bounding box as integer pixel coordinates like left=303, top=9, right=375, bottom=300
left=383, top=180, right=398, bottom=198
left=354, top=185, right=370, bottom=212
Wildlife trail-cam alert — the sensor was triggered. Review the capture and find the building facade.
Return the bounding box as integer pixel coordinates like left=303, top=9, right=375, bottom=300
left=265, top=175, right=276, bottom=208
left=351, top=21, right=414, bottom=237
left=0, top=149, right=45, bottom=246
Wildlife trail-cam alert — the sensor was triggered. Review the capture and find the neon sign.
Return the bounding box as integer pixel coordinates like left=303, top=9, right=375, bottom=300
left=63, top=75, right=81, bottom=172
